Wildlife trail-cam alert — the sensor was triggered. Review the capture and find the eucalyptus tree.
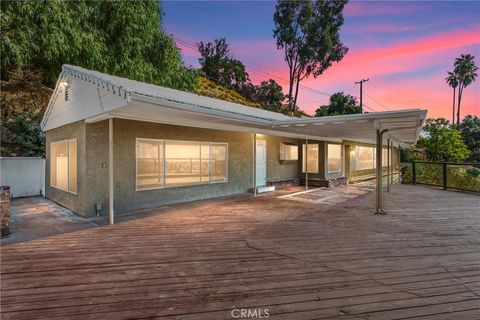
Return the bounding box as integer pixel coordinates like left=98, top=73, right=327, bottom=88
left=445, top=71, right=458, bottom=125
left=273, top=0, right=348, bottom=111
left=453, top=54, right=478, bottom=126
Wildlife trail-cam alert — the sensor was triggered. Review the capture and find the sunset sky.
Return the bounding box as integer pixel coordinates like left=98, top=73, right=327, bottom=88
left=163, top=1, right=480, bottom=120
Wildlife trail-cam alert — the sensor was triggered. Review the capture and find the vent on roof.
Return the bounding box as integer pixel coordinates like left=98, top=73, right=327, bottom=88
left=64, top=87, right=69, bottom=101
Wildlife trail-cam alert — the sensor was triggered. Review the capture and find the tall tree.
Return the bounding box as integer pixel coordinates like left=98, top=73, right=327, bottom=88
left=197, top=38, right=249, bottom=89
left=273, top=0, right=348, bottom=112
left=445, top=71, right=458, bottom=125
left=315, top=92, right=361, bottom=117
left=1, top=0, right=196, bottom=89
left=255, top=79, right=286, bottom=113
left=459, top=115, right=480, bottom=162
left=418, top=118, right=470, bottom=162
left=453, top=54, right=478, bottom=126
left=1, top=0, right=197, bottom=157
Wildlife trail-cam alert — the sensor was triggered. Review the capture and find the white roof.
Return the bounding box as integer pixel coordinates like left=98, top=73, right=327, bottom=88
left=42, top=64, right=427, bottom=145
left=65, top=65, right=291, bottom=121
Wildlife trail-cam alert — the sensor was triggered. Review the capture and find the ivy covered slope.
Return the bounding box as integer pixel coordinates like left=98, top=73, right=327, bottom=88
left=0, top=0, right=198, bottom=157
left=193, top=77, right=262, bottom=109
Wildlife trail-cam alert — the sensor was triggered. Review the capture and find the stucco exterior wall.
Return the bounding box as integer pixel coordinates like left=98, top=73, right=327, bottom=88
left=260, top=135, right=299, bottom=182
left=45, top=120, right=86, bottom=215
left=110, top=119, right=256, bottom=214
left=46, top=119, right=321, bottom=216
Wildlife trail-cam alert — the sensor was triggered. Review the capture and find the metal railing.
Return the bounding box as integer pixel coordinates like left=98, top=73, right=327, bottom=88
left=411, top=161, right=480, bottom=193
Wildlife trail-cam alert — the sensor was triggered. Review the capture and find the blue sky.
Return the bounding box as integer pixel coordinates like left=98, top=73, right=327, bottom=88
left=162, top=1, right=480, bottom=118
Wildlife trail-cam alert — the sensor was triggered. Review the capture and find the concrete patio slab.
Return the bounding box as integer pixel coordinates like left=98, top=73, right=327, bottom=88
left=1, top=197, right=98, bottom=245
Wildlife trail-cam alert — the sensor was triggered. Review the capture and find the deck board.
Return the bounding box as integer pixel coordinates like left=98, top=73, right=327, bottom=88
left=1, top=184, right=479, bottom=319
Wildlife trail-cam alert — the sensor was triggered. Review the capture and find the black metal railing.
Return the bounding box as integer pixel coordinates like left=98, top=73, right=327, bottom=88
left=410, top=161, right=480, bottom=193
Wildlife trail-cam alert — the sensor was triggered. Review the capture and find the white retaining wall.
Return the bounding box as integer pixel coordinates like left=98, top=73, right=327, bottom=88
left=0, top=157, right=45, bottom=198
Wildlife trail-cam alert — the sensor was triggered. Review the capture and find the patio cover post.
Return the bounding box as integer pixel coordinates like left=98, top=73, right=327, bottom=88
left=390, top=141, right=394, bottom=185
left=305, top=138, right=309, bottom=190
left=375, top=129, right=388, bottom=214
left=253, top=133, right=257, bottom=197
left=387, top=138, right=390, bottom=192
left=398, top=145, right=402, bottom=183
left=108, top=117, right=114, bottom=225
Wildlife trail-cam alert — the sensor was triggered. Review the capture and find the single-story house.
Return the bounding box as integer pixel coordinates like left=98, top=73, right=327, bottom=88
left=41, top=65, right=427, bottom=222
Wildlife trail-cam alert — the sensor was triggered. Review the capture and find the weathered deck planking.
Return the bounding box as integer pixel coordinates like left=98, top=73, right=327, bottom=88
left=1, top=184, right=479, bottom=319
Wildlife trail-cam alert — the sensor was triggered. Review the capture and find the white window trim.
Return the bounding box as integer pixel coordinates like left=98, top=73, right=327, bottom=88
left=135, top=138, right=229, bottom=192
left=326, top=143, right=343, bottom=174
left=50, top=138, right=78, bottom=195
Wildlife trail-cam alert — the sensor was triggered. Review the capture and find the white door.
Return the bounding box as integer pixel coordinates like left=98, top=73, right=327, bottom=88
left=256, top=140, right=267, bottom=186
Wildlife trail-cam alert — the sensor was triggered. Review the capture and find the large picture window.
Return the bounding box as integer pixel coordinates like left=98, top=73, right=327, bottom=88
left=50, top=139, right=77, bottom=193
left=302, top=144, right=319, bottom=173
left=327, top=144, right=342, bottom=173
left=351, top=146, right=375, bottom=171
left=136, top=139, right=228, bottom=190
left=350, top=145, right=390, bottom=172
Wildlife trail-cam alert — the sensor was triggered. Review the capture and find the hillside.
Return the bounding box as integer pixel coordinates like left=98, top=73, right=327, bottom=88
left=193, top=77, right=262, bottom=109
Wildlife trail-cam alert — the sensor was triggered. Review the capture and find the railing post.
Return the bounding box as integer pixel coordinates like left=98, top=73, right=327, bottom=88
left=412, top=161, right=416, bottom=185
left=443, top=163, right=447, bottom=190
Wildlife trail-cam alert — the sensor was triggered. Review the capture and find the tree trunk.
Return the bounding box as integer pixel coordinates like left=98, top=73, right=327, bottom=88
left=452, top=86, right=456, bottom=125
left=292, top=73, right=301, bottom=112
left=457, top=84, right=463, bottom=128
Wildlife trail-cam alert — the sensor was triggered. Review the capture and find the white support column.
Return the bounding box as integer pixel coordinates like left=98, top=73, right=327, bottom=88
left=387, top=138, right=390, bottom=192
left=108, top=118, right=114, bottom=225
left=390, top=141, right=394, bottom=185
left=253, top=133, right=257, bottom=197
left=375, top=129, right=388, bottom=214
left=305, top=138, right=309, bottom=190
left=398, top=145, right=402, bottom=183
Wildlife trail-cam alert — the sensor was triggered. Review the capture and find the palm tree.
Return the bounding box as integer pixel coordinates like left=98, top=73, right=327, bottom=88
left=445, top=71, right=458, bottom=126
left=454, top=54, right=479, bottom=126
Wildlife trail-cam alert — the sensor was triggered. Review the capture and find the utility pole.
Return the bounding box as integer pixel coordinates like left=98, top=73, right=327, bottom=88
left=355, top=78, right=369, bottom=112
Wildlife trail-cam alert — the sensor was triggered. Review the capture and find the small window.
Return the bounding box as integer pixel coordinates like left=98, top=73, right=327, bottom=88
left=302, top=144, right=319, bottom=173
left=50, top=139, right=77, bottom=193
left=327, top=144, right=342, bottom=173
left=280, top=142, right=298, bottom=161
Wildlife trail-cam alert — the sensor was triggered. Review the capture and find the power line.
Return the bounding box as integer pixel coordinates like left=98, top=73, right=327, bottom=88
left=363, top=90, right=392, bottom=111
left=175, top=37, right=333, bottom=98
left=175, top=37, right=382, bottom=112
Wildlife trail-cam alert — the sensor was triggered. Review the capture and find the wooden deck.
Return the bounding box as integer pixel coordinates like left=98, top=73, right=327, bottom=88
left=1, top=184, right=479, bottom=319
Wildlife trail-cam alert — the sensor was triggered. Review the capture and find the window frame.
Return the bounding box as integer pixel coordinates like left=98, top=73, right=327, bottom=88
left=135, top=138, right=229, bottom=191
left=279, top=142, right=299, bottom=161
left=326, top=143, right=343, bottom=174
left=302, top=143, right=319, bottom=174
left=50, top=138, right=78, bottom=195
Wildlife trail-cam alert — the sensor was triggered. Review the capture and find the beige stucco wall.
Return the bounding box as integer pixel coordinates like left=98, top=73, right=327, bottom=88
left=46, top=119, right=334, bottom=216
left=45, top=120, right=87, bottom=215
left=259, top=135, right=299, bottom=182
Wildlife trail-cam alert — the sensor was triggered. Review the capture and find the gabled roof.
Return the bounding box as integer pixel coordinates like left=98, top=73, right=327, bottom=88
left=42, top=64, right=427, bottom=145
